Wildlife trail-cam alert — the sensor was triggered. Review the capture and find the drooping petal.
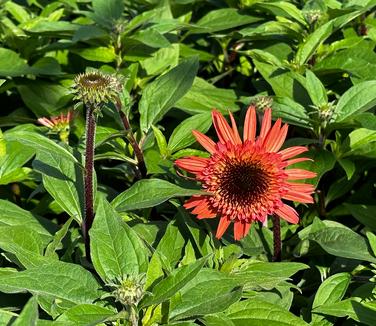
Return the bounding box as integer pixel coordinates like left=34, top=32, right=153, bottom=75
left=229, top=112, right=242, bottom=144
left=184, top=195, right=207, bottom=209
left=259, top=107, right=272, bottom=140
left=286, top=169, right=317, bottom=180
left=212, top=110, right=237, bottom=145
left=175, top=156, right=209, bottom=174
left=275, top=204, right=299, bottom=223
left=243, top=105, right=257, bottom=142
left=215, top=216, right=231, bottom=239
left=287, top=182, right=315, bottom=193
left=279, top=146, right=308, bottom=160
left=192, top=130, right=216, bottom=154
left=192, top=200, right=217, bottom=219
left=38, top=118, right=54, bottom=128
left=283, top=191, right=314, bottom=203
left=234, top=221, right=251, bottom=240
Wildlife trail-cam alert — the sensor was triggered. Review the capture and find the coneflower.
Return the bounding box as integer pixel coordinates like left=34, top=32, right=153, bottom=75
left=175, top=106, right=316, bottom=242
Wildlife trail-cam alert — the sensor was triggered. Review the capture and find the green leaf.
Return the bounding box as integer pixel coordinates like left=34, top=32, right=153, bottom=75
left=92, top=0, right=124, bottom=28
left=305, top=70, right=328, bottom=108
left=0, top=199, right=52, bottom=244
left=232, top=261, right=308, bottom=290
left=112, top=179, right=203, bottom=212
left=45, top=217, right=74, bottom=257
left=344, top=204, right=376, bottom=231
left=307, top=225, right=376, bottom=262
left=0, top=260, right=102, bottom=305
left=272, top=97, right=312, bottom=129
left=145, top=220, right=185, bottom=289
left=291, top=148, right=336, bottom=186
left=175, top=77, right=239, bottom=114
left=142, top=256, right=208, bottom=307
left=139, top=57, right=199, bottom=132
left=12, top=296, right=38, bottom=326
left=169, top=269, right=242, bottom=320
left=311, top=273, right=351, bottom=323
left=4, top=2, right=30, bottom=23
left=33, top=151, right=84, bottom=223
left=17, top=81, right=71, bottom=116
left=4, top=130, right=78, bottom=165
left=225, top=298, right=309, bottom=325
left=152, top=125, right=169, bottom=157
left=168, top=113, right=212, bottom=153
left=56, top=304, right=116, bottom=326
left=71, top=46, right=117, bottom=63
left=90, top=197, right=149, bottom=282
left=191, top=9, right=261, bottom=34
left=0, top=48, right=31, bottom=77
left=130, top=28, right=170, bottom=48
left=0, top=309, right=17, bottom=325
left=343, top=128, right=376, bottom=157
left=334, top=81, right=376, bottom=122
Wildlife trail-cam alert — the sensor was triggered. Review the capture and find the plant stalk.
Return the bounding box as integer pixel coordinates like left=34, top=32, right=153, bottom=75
left=83, top=106, right=96, bottom=261
left=272, top=215, right=281, bottom=262
left=115, top=98, right=146, bottom=178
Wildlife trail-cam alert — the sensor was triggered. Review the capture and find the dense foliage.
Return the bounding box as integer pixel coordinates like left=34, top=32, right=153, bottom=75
left=1, top=0, right=376, bottom=325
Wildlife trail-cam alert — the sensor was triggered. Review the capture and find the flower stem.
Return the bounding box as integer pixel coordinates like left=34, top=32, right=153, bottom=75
left=272, top=215, right=281, bottom=262
left=115, top=98, right=146, bottom=178
left=83, top=106, right=96, bottom=261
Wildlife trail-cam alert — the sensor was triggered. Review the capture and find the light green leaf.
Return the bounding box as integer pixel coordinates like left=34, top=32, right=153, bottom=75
left=4, top=130, right=78, bottom=165
left=0, top=48, right=31, bottom=77
left=0, top=309, right=17, bottom=325
left=191, top=9, right=261, bottom=33
left=272, top=97, right=312, bottom=129
left=225, top=298, right=309, bottom=325
left=152, top=125, right=169, bottom=157
left=0, top=260, right=102, bottom=305
left=175, top=77, right=238, bottom=114
left=170, top=269, right=242, bottom=320
left=307, top=226, right=376, bottom=262
left=142, top=256, right=208, bottom=307
left=139, top=57, right=198, bottom=132
left=12, top=296, right=38, bottom=326
left=71, top=46, right=117, bottom=63
left=90, top=197, right=149, bottom=281
left=56, top=304, right=116, bottom=326
left=168, top=113, right=212, bottom=153
left=305, top=70, right=327, bottom=108
left=311, top=273, right=351, bottom=323
left=334, top=81, right=376, bottom=122
left=112, top=179, right=203, bottom=212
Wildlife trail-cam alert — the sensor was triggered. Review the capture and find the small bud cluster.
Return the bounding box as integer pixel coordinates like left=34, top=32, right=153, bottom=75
left=252, top=96, right=273, bottom=111
left=37, top=111, right=72, bottom=143
left=73, top=71, right=122, bottom=109
left=106, top=274, right=146, bottom=307
left=304, top=10, right=322, bottom=25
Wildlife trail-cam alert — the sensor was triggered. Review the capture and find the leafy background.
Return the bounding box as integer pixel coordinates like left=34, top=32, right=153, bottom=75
left=1, top=0, right=376, bottom=325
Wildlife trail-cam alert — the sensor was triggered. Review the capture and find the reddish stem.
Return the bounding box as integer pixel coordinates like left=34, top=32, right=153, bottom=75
left=272, top=215, right=281, bottom=262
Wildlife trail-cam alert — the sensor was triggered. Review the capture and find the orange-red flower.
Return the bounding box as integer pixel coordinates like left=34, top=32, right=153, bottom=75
left=37, top=111, right=72, bottom=143
left=175, top=106, right=316, bottom=240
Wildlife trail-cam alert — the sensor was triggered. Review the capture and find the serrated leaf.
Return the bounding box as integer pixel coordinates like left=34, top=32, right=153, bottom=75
left=112, top=179, right=203, bottom=212
left=90, top=197, right=149, bottom=281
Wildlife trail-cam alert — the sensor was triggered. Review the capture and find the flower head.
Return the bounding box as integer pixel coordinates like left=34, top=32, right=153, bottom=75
left=37, top=111, right=72, bottom=143
left=175, top=106, right=316, bottom=240
left=73, top=71, right=122, bottom=108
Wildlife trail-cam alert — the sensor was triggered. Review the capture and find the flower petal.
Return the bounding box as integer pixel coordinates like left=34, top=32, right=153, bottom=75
left=192, top=130, right=216, bottom=154
left=259, top=108, right=272, bottom=140
left=175, top=156, right=209, bottom=174
left=38, top=118, right=54, bottom=128
left=243, top=105, right=257, bottom=142
left=192, top=200, right=217, bottom=219
left=212, top=110, right=237, bottom=145
left=216, top=216, right=231, bottom=239
left=229, top=112, right=242, bottom=144
left=263, top=119, right=289, bottom=152
left=234, top=221, right=251, bottom=240
left=279, top=146, right=308, bottom=160
left=286, top=169, right=317, bottom=180
left=275, top=204, right=299, bottom=224
left=286, top=157, right=312, bottom=166
left=283, top=191, right=314, bottom=203
left=184, top=195, right=207, bottom=209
